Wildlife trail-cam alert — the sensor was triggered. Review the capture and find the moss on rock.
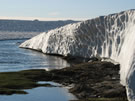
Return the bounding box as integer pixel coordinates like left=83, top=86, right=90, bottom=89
left=0, top=61, right=127, bottom=101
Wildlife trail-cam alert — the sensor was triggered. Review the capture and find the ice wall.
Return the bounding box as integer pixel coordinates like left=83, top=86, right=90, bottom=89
left=20, top=9, right=135, bottom=101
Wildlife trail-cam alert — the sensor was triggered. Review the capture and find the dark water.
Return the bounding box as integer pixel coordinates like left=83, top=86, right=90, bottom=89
left=0, top=39, right=69, bottom=72
left=0, top=39, right=76, bottom=101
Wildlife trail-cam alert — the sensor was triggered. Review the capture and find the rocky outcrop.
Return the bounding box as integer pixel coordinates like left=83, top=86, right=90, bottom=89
left=49, top=61, right=126, bottom=99
left=0, top=61, right=127, bottom=100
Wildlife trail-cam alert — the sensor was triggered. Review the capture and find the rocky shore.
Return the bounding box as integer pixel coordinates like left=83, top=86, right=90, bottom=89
left=50, top=61, right=127, bottom=101
left=0, top=61, right=127, bottom=101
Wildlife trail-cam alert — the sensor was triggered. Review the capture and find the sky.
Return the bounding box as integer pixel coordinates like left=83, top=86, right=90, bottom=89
left=0, top=0, right=134, bottom=21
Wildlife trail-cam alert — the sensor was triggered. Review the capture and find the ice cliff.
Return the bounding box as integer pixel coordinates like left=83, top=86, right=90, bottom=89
left=20, top=9, right=135, bottom=101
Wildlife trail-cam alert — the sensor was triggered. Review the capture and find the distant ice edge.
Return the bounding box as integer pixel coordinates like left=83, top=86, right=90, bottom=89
left=20, top=9, right=135, bottom=101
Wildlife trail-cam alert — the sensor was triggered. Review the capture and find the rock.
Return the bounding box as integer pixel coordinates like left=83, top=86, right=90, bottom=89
left=88, top=57, right=101, bottom=62
left=63, top=55, right=90, bottom=64
left=0, top=61, right=127, bottom=100
left=49, top=61, right=127, bottom=100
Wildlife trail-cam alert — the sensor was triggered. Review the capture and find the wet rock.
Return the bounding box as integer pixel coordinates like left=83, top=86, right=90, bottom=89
left=49, top=61, right=127, bottom=100
left=0, top=61, right=127, bottom=100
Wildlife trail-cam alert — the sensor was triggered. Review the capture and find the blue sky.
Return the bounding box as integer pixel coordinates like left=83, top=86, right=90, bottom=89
left=0, top=0, right=134, bottom=21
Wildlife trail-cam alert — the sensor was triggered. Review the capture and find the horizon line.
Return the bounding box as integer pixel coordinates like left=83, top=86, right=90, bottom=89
left=0, top=16, right=90, bottom=21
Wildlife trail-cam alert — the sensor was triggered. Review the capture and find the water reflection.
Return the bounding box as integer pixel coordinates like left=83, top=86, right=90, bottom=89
left=0, top=87, right=77, bottom=101
left=0, top=39, right=76, bottom=101
left=0, top=39, right=70, bottom=72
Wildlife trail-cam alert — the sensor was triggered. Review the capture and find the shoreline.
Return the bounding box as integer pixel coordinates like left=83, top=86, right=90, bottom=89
left=0, top=61, right=127, bottom=101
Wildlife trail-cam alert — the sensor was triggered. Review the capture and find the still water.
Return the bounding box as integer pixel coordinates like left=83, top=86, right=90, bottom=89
left=0, top=39, right=69, bottom=72
left=0, top=39, right=76, bottom=101
left=0, top=82, right=76, bottom=101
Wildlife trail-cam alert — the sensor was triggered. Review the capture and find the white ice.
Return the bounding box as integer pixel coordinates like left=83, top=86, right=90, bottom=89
left=20, top=9, right=135, bottom=101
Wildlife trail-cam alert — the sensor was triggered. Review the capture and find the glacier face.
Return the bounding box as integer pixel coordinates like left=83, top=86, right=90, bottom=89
left=20, top=9, right=135, bottom=101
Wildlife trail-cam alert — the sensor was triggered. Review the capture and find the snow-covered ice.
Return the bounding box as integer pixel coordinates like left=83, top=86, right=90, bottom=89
left=20, top=9, right=135, bottom=101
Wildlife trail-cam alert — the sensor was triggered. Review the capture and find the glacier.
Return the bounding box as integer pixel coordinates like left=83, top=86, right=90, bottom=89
left=20, top=9, right=135, bottom=101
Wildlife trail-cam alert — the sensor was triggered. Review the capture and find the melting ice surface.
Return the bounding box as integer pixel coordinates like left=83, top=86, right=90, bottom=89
left=20, top=9, right=135, bottom=101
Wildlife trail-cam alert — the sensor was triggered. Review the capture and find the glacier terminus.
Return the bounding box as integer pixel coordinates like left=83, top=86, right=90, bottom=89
left=20, top=9, right=135, bottom=101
